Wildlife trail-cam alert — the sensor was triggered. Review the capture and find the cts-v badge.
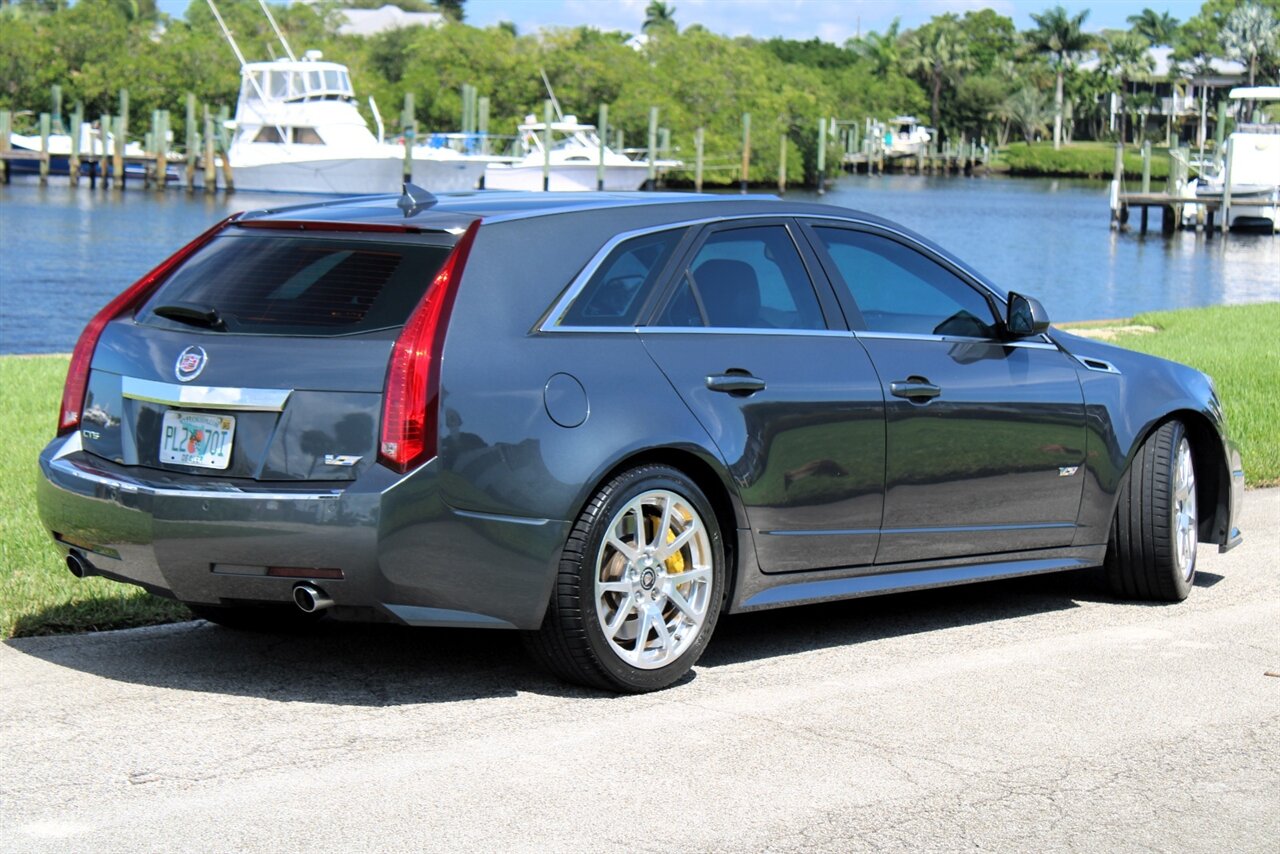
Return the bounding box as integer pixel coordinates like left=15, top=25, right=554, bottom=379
left=1059, top=466, right=1080, bottom=477
left=174, top=346, right=208, bottom=383
left=324, top=454, right=363, bottom=467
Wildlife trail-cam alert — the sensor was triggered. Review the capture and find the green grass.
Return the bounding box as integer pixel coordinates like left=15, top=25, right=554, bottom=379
left=997, top=141, right=1171, bottom=180
left=1068, top=303, right=1280, bottom=487
left=2, top=303, right=1275, bottom=636
left=0, top=356, right=190, bottom=638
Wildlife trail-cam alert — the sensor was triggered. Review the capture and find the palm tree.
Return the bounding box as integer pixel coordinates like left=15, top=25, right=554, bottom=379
left=1028, top=5, right=1093, bottom=150
left=642, top=1, right=677, bottom=35
left=1126, top=8, right=1179, bottom=47
left=1000, top=86, right=1052, bottom=144
left=850, top=18, right=901, bottom=77
left=902, top=17, right=970, bottom=135
left=1220, top=2, right=1280, bottom=87
left=1100, top=30, right=1156, bottom=142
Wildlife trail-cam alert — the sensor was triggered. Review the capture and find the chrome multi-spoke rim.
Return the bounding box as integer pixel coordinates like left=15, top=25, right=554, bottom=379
left=594, top=490, right=713, bottom=670
left=1173, top=438, right=1197, bottom=581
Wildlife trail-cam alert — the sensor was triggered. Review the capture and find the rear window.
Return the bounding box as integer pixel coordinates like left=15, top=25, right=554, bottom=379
left=137, top=233, right=453, bottom=336
left=556, top=228, right=684, bottom=327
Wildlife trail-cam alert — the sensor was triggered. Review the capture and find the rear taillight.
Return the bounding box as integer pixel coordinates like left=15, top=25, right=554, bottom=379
left=57, top=215, right=239, bottom=436
left=378, top=220, right=481, bottom=473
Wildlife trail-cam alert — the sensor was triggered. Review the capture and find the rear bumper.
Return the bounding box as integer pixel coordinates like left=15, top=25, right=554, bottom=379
left=37, top=435, right=569, bottom=629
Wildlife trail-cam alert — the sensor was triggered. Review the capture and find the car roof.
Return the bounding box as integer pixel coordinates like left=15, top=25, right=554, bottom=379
left=231, top=190, right=1006, bottom=299
left=235, top=190, right=897, bottom=231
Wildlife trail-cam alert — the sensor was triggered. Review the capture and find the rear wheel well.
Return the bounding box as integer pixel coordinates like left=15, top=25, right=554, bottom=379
left=1136, top=410, right=1229, bottom=544
left=591, top=449, right=741, bottom=608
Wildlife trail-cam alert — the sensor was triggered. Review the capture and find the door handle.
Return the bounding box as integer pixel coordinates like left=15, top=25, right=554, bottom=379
left=706, top=373, right=766, bottom=395
left=890, top=378, right=941, bottom=401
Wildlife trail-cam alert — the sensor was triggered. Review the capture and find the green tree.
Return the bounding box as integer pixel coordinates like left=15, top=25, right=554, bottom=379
left=1127, top=8, right=1180, bottom=46
left=1220, top=2, right=1280, bottom=85
left=1000, top=85, right=1052, bottom=143
left=901, top=15, right=971, bottom=135
left=1027, top=5, right=1093, bottom=149
left=847, top=19, right=900, bottom=76
left=642, top=1, right=676, bottom=35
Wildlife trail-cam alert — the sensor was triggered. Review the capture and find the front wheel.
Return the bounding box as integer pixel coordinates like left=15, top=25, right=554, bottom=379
left=524, top=465, right=726, bottom=693
left=1105, top=420, right=1198, bottom=601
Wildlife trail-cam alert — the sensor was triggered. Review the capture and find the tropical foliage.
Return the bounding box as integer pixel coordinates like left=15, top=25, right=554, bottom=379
left=0, top=0, right=1277, bottom=184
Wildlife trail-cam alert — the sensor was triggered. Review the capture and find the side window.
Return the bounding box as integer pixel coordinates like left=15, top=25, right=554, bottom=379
left=557, top=228, right=684, bottom=327
left=814, top=228, right=997, bottom=338
left=658, top=225, right=825, bottom=330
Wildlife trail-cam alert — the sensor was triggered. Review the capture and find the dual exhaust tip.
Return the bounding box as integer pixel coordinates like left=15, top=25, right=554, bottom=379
left=66, top=550, right=334, bottom=614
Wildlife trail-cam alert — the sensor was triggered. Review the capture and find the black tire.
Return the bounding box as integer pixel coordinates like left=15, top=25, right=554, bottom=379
left=187, top=602, right=324, bottom=632
left=1104, top=420, right=1198, bottom=602
left=523, top=464, right=727, bottom=693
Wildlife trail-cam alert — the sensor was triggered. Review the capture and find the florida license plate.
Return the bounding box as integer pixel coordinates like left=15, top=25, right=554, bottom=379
left=160, top=411, right=236, bottom=470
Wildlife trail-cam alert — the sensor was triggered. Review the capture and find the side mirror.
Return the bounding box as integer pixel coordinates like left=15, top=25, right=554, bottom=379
left=1006, top=293, right=1051, bottom=338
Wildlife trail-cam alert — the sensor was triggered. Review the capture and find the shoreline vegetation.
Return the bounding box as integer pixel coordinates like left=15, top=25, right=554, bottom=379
left=1, top=302, right=1275, bottom=640
left=1, top=1, right=1276, bottom=189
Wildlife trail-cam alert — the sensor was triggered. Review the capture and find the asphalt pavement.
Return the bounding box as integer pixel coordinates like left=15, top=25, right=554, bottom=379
left=2, top=490, right=1277, bottom=853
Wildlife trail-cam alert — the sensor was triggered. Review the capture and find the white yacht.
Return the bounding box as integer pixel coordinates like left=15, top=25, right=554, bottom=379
left=883, top=116, right=932, bottom=158
left=218, top=55, right=489, bottom=194
left=484, top=115, right=666, bottom=192
left=1194, top=86, right=1280, bottom=231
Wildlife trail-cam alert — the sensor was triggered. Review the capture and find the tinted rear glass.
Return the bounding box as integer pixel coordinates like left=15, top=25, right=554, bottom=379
left=557, top=228, right=684, bottom=327
left=138, top=233, right=453, bottom=336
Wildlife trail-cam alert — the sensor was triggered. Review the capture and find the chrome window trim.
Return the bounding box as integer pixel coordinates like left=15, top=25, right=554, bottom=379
left=122, top=377, right=292, bottom=412
left=854, top=330, right=1059, bottom=350
left=540, top=213, right=1013, bottom=334
left=642, top=326, right=851, bottom=337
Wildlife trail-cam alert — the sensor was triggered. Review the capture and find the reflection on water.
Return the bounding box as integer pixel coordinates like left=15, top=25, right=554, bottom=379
left=1, top=175, right=1277, bottom=354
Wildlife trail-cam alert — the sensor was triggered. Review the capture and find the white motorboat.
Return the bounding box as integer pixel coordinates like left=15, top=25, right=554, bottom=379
left=1194, top=86, right=1279, bottom=231
left=216, top=54, right=490, bottom=194
left=883, top=116, right=932, bottom=158
left=483, top=115, right=664, bottom=192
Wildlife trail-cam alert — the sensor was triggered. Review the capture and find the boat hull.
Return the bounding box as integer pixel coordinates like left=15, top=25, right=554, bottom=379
left=218, top=155, right=404, bottom=194
left=483, top=163, right=650, bottom=192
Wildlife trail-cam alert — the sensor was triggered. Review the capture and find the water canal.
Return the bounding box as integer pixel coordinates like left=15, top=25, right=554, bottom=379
left=1, top=175, right=1276, bottom=355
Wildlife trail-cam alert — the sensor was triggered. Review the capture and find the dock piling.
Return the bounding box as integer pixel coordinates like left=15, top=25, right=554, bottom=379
left=38, top=112, right=50, bottom=185
left=694, top=126, right=704, bottom=193
left=647, top=106, right=658, bottom=190
left=69, top=103, right=82, bottom=187
left=1221, top=136, right=1234, bottom=233
left=597, top=103, right=608, bottom=191
left=185, top=93, right=197, bottom=191
left=203, top=108, right=216, bottom=193
left=542, top=99, right=552, bottom=191
left=0, top=110, right=9, bottom=185
left=816, top=117, right=827, bottom=195
left=778, top=133, right=787, bottom=194
left=740, top=113, right=751, bottom=193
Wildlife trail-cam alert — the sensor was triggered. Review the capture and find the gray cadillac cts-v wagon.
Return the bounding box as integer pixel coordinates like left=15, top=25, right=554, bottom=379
left=37, top=189, right=1244, bottom=692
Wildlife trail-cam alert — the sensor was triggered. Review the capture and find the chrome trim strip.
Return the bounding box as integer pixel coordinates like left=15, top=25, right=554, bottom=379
left=855, top=330, right=1058, bottom=349
left=122, top=377, right=292, bottom=411
left=743, top=557, right=1091, bottom=608
left=451, top=507, right=554, bottom=527
left=642, top=327, right=852, bottom=337
left=48, top=456, right=340, bottom=501
left=539, top=212, right=1013, bottom=334
left=762, top=522, right=1074, bottom=536
left=1072, top=354, right=1122, bottom=374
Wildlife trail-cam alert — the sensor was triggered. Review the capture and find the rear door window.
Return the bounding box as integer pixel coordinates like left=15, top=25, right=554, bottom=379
left=137, top=233, right=453, bottom=336
left=656, top=225, right=826, bottom=330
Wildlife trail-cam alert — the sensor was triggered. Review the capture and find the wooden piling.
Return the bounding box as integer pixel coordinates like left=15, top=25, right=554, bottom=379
left=477, top=96, right=490, bottom=155
left=694, top=126, right=704, bottom=193
left=38, top=112, right=50, bottom=185
left=1221, top=136, right=1234, bottom=233
left=112, top=116, right=125, bottom=189
left=69, top=103, right=82, bottom=186
left=1141, top=140, right=1152, bottom=194
left=0, top=109, right=10, bottom=185
left=96, top=113, right=110, bottom=189
left=816, top=117, right=827, bottom=195
left=542, top=99, right=552, bottom=191
left=778, top=134, right=787, bottom=194
left=647, top=106, right=658, bottom=190
left=597, top=103, right=608, bottom=191
left=203, top=108, right=216, bottom=193
left=740, top=113, right=751, bottom=193
left=156, top=110, right=170, bottom=192
left=51, top=84, right=63, bottom=134
left=185, top=93, right=197, bottom=191
left=1109, top=142, right=1125, bottom=229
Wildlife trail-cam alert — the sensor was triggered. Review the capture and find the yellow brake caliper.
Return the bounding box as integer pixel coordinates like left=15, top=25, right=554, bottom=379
left=664, top=527, right=685, bottom=576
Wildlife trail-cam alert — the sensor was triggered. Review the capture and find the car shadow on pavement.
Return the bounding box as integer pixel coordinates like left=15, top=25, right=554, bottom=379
left=6, top=569, right=1169, bottom=703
